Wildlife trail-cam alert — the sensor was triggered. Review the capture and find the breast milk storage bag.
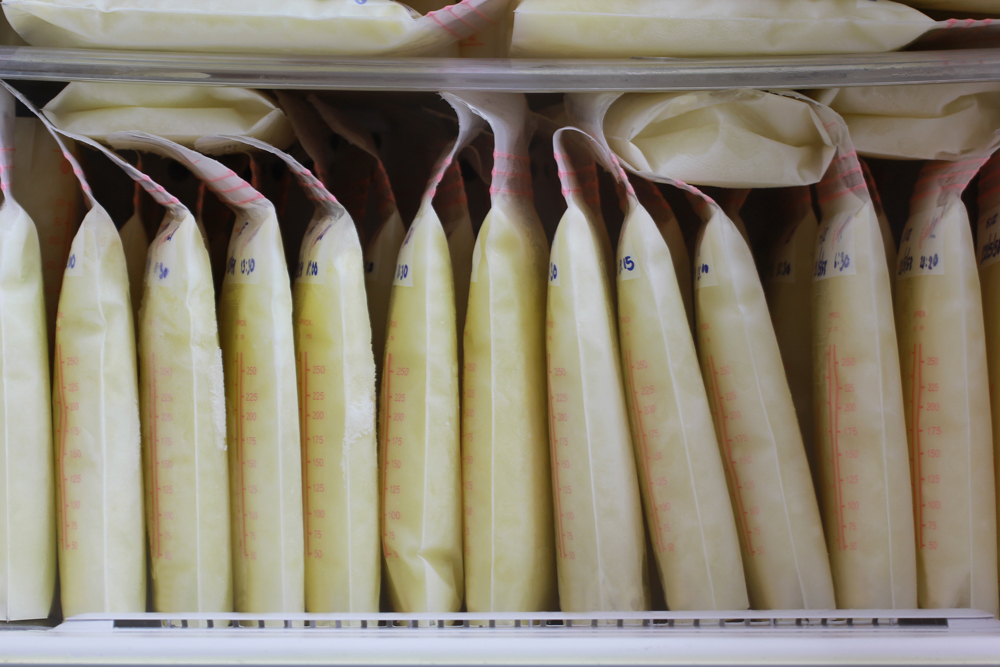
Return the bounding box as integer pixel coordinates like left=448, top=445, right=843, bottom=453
left=812, top=131, right=916, bottom=610
left=297, top=94, right=406, bottom=392
left=442, top=93, right=556, bottom=614
left=379, top=107, right=483, bottom=613
left=3, top=84, right=147, bottom=617
left=0, top=88, right=55, bottom=621
left=895, top=159, right=998, bottom=615
left=63, top=134, right=233, bottom=614
left=118, top=185, right=148, bottom=319
left=201, top=132, right=380, bottom=613
left=566, top=93, right=748, bottom=611
left=109, top=132, right=304, bottom=613
left=599, top=90, right=835, bottom=609
left=546, top=128, right=649, bottom=612
left=3, top=0, right=509, bottom=56
left=510, top=0, right=933, bottom=58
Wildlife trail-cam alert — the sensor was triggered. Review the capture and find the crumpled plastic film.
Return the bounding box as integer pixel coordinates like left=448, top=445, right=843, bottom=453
left=43, top=83, right=295, bottom=150
left=812, top=83, right=1000, bottom=161
left=109, top=131, right=304, bottom=614
left=603, top=91, right=837, bottom=189
left=510, top=0, right=932, bottom=58
left=4, top=0, right=511, bottom=56
left=0, top=86, right=55, bottom=621
left=3, top=82, right=146, bottom=617
left=896, top=158, right=999, bottom=615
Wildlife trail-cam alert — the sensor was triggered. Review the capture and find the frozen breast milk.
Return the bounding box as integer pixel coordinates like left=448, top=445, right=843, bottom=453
left=306, top=95, right=407, bottom=393
left=896, top=159, right=998, bottom=615
left=0, top=88, right=55, bottom=621
left=207, top=132, right=380, bottom=613
left=4, top=0, right=509, bottom=56
left=109, top=132, right=304, bottom=613
left=566, top=93, right=749, bottom=611
left=603, top=91, right=836, bottom=190
left=812, top=83, right=1000, bottom=161
left=546, top=129, right=649, bottom=612
left=629, top=176, right=693, bottom=329
left=511, top=0, right=932, bottom=58
left=977, top=154, right=1000, bottom=597
left=72, top=136, right=233, bottom=614
left=444, top=93, right=556, bottom=614
left=694, top=193, right=834, bottom=610
left=763, top=188, right=819, bottom=489
left=118, top=190, right=148, bottom=320
left=3, top=84, right=148, bottom=617
left=12, top=117, right=83, bottom=360
left=44, top=83, right=295, bottom=149
left=813, top=140, right=917, bottom=609
left=379, top=111, right=484, bottom=613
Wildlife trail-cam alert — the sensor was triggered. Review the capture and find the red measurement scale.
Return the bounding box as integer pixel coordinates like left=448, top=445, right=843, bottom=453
left=144, top=353, right=176, bottom=562
left=821, top=338, right=864, bottom=555
left=907, top=342, right=943, bottom=553
left=546, top=350, right=573, bottom=563
left=53, top=337, right=82, bottom=556
left=380, top=348, right=406, bottom=561
left=297, top=349, right=328, bottom=562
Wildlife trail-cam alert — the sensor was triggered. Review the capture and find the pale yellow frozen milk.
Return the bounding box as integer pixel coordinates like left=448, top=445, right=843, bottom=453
left=977, top=154, right=1000, bottom=600
left=33, top=119, right=146, bottom=616
left=546, top=130, right=649, bottom=612
left=4, top=0, right=508, bottom=56
left=694, top=194, right=834, bottom=610
left=200, top=134, right=379, bottom=613
left=0, top=89, right=55, bottom=621
left=446, top=92, right=556, bottom=613
left=379, top=125, right=480, bottom=611
left=439, top=160, right=475, bottom=344
left=119, top=198, right=148, bottom=320
left=307, top=95, right=405, bottom=392
left=110, top=131, right=305, bottom=613
left=895, top=159, right=998, bottom=615
left=764, top=188, right=819, bottom=485
left=813, top=149, right=916, bottom=610
left=12, top=117, right=82, bottom=360
left=511, top=0, right=933, bottom=58
left=616, top=172, right=748, bottom=612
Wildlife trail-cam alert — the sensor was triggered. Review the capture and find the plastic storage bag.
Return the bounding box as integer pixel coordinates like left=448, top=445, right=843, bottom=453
left=118, top=185, right=148, bottom=320
left=895, top=158, right=998, bottom=615
left=12, top=117, right=83, bottom=360
left=378, top=106, right=481, bottom=614
left=0, top=87, right=55, bottom=621
left=812, top=83, right=1000, bottom=161
left=863, top=161, right=898, bottom=297
left=109, top=131, right=305, bottom=613
left=568, top=93, right=749, bottom=611
left=546, top=126, right=649, bottom=613
left=43, top=83, right=295, bottom=149
left=444, top=92, right=556, bottom=614
left=510, top=0, right=933, bottom=58
left=603, top=91, right=837, bottom=190
left=812, top=124, right=917, bottom=609
left=4, top=82, right=147, bottom=617
left=763, top=187, right=819, bottom=488
left=4, top=0, right=510, bottom=56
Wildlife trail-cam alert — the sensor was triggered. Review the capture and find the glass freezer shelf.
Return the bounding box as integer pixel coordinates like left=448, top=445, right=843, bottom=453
left=3, top=46, right=1000, bottom=91
left=0, top=610, right=998, bottom=666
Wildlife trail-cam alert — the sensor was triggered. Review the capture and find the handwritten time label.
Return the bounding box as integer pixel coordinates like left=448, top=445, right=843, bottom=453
left=617, top=235, right=639, bottom=282
left=978, top=208, right=1000, bottom=270
left=223, top=220, right=262, bottom=286
left=813, top=212, right=856, bottom=282
left=694, top=229, right=717, bottom=290
left=898, top=206, right=945, bottom=279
